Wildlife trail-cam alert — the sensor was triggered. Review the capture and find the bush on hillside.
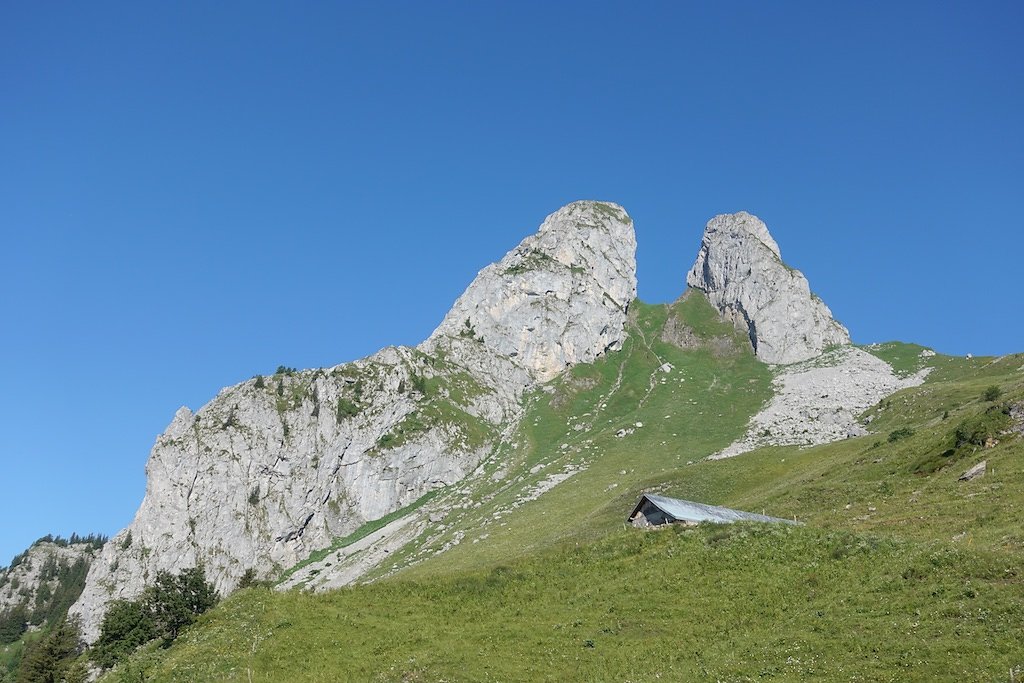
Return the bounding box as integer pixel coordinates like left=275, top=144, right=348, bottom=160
left=149, top=566, right=219, bottom=643
left=92, top=566, right=218, bottom=669
left=954, top=405, right=1011, bottom=448
left=236, top=568, right=272, bottom=591
left=887, top=427, right=915, bottom=443
left=91, top=599, right=156, bottom=670
left=911, top=403, right=1012, bottom=475
left=336, top=397, right=360, bottom=420
left=982, top=385, right=1002, bottom=402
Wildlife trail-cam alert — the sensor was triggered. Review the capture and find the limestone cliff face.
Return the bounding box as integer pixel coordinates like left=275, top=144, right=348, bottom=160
left=424, top=201, right=637, bottom=382
left=686, top=212, right=850, bottom=364
left=70, top=201, right=637, bottom=642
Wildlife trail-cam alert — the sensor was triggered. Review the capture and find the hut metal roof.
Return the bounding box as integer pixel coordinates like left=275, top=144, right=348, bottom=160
left=629, top=494, right=799, bottom=525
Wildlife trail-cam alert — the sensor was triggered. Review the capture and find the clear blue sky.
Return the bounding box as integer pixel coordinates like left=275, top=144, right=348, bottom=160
left=2, top=2, right=1021, bottom=566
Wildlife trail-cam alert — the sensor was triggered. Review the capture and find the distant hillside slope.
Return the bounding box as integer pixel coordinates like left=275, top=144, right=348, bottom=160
left=91, top=306, right=1024, bottom=681
left=0, top=535, right=104, bottom=643
left=1, top=534, right=105, bottom=683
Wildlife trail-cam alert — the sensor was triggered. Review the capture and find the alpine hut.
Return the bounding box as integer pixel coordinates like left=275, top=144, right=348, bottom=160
left=628, top=493, right=798, bottom=528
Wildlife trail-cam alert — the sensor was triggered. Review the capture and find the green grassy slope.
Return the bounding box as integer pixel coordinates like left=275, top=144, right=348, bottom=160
left=701, top=350, right=1024, bottom=553
left=375, top=295, right=773, bottom=579
left=104, top=525, right=1022, bottom=682
left=98, top=296, right=1024, bottom=681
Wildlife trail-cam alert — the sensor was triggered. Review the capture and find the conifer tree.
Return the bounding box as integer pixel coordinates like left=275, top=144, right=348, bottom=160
left=15, top=617, right=81, bottom=683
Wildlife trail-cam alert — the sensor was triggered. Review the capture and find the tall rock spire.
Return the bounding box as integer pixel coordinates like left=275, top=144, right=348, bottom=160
left=424, top=201, right=637, bottom=381
left=686, top=212, right=850, bottom=364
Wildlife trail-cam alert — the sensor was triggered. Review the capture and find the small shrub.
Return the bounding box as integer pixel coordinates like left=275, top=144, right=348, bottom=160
left=248, top=486, right=260, bottom=506
left=982, top=386, right=1002, bottom=402
left=253, top=375, right=265, bottom=389
left=954, top=406, right=1011, bottom=448
left=888, top=427, right=915, bottom=443
left=459, top=319, right=483, bottom=343
left=336, top=398, right=360, bottom=421
left=236, top=568, right=267, bottom=590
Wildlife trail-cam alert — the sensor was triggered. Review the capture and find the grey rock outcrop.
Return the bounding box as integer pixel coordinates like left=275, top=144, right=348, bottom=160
left=70, top=201, right=637, bottom=643
left=686, top=212, right=850, bottom=364
left=424, top=201, right=636, bottom=382
left=711, top=347, right=931, bottom=459
left=1, top=538, right=100, bottom=627
left=959, top=460, right=987, bottom=481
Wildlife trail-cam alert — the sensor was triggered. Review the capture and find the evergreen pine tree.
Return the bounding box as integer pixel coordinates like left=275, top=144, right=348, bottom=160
left=15, top=617, right=81, bottom=683
left=90, top=599, right=156, bottom=669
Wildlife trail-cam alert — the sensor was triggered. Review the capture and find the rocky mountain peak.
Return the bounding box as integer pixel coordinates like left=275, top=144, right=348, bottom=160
left=70, top=200, right=638, bottom=643
left=686, top=212, right=850, bottom=364
left=423, top=200, right=637, bottom=382
left=704, top=211, right=782, bottom=259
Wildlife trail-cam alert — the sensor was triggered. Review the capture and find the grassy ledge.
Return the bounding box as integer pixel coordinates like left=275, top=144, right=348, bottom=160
left=277, top=489, right=441, bottom=585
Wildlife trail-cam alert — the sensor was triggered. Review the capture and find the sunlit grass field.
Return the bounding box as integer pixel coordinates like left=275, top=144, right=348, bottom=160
left=100, top=296, right=1024, bottom=681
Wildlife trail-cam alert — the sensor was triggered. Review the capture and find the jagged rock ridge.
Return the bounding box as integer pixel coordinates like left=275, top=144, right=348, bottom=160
left=70, top=201, right=637, bottom=642
left=687, top=212, right=850, bottom=364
